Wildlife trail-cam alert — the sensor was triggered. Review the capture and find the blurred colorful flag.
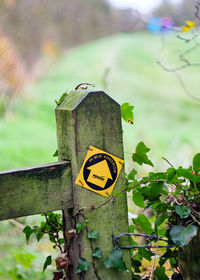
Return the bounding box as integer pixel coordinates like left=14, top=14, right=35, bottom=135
left=147, top=17, right=173, bottom=34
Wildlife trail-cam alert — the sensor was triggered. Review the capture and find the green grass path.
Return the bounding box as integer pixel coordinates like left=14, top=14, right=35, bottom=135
left=1, top=32, right=200, bottom=172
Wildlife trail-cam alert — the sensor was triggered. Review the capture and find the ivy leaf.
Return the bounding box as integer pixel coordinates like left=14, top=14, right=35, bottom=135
left=132, top=214, right=153, bottom=235
left=177, top=167, right=200, bottom=183
left=132, top=258, right=141, bottom=273
left=132, top=142, right=154, bottom=167
left=159, top=248, right=174, bottom=266
left=43, top=255, right=52, bottom=272
left=87, top=229, right=99, bottom=240
left=23, top=225, right=35, bottom=243
left=175, top=205, right=191, bottom=219
left=138, top=248, right=153, bottom=261
left=53, top=150, right=58, bottom=157
left=35, top=228, right=44, bottom=242
left=132, top=192, right=145, bottom=208
left=121, top=103, right=134, bottom=124
left=75, top=258, right=90, bottom=274
left=170, top=225, right=197, bottom=247
left=147, top=182, right=164, bottom=201
left=149, top=172, right=166, bottom=180
left=104, top=249, right=128, bottom=271
left=76, top=222, right=86, bottom=234
left=154, top=214, right=168, bottom=230
left=167, top=167, right=177, bottom=183
left=127, top=168, right=137, bottom=180
left=153, top=266, right=168, bottom=280
left=55, top=92, right=68, bottom=106
left=92, top=247, right=103, bottom=259
left=181, top=20, right=196, bottom=32
left=193, top=153, right=200, bottom=173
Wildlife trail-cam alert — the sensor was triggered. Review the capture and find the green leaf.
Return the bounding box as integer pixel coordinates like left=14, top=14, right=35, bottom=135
left=154, top=214, right=167, bottom=229
left=157, top=228, right=167, bottom=237
left=131, top=254, right=142, bottom=273
left=132, top=192, right=145, bottom=208
left=193, top=153, right=200, bottom=173
left=121, top=103, right=134, bottom=124
left=76, top=222, right=86, bottom=234
left=75, top=258, right=90, bottom=274
left=170, top=257, right=178, bottom=268
left=104, top=249, right=128, bottom=271
left=35, top=229, right=44, bottom=242
left=170, top=224, right=197, bottom=247
left=149, top=172, right=166, bottom=180
left=153, top=266, right=168, bottom=280
left=159, top=248, right=174, bottom=266
left=92, top=247, right=103, bottom=259
left=175, top=205, right=191, bottom=219
left=132, top=274, right=141, bottom=280
left=167, top=167, right=176, bottom=182
left=55, top=92, right=68, bottom=106
left=138, top=248, right=153, bottom=261
left=147, top=182, right=164, bottom=201
left=132, top=214, right=153, bottom=235
left=177, top=167, right=200, bottom=183
left=23, top=225, right=35, bottom=243
left=129, top=224, right=135, bottom=233
left=132, top=142, right=154, bottom=167
left=127, top=168, right=137, bottom=180
left=43, top=255, right=52, bottom=272
left=87, top=229, right=99, bottom=240
left=53, top=150, right=58, bottom=157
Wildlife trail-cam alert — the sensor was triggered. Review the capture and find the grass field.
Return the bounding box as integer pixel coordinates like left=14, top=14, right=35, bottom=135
left=1, top=32, right=200, bottom=278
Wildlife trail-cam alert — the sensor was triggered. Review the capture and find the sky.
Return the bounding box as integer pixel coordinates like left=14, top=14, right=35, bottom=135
left=108, top=0, right=181, bottom=13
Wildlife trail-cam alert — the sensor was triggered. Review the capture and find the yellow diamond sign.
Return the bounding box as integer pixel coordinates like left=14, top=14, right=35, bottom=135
left=75, top=146, right=124, bottom=197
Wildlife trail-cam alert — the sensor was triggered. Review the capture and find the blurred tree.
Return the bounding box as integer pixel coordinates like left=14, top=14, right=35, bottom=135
left=0, top=28, right=26, bottom=115
left=153, top=0, right=195, bottom=25
left=0, top=0, right=134, bottom=71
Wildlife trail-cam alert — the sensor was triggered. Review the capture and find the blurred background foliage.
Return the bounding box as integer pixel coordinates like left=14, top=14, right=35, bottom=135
left=0, top=0, right=200, bottom=278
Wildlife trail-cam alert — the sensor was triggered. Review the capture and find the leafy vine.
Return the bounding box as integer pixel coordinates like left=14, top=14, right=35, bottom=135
left=22, top=100, right=200, bottom=279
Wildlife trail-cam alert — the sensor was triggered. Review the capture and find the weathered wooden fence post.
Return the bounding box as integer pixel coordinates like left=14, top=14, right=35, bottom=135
left=179, top=228, right=200, bottom=280
left=56, top=90, right=131, bottom=279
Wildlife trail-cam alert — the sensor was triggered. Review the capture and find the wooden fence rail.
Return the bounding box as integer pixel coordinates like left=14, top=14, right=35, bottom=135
left=0, top=90, right=131, bottom=280
left=0, top=161, right=72, bottom=221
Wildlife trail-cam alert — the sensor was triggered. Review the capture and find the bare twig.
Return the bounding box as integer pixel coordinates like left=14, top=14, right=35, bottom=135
left=149, top=236, right=160, bottom=280
left=75, top=83, right=95, bottom=90
left=79, top=179, right=165, bottom=215
left=157, top=59, right=200, bottom=73
left=156, top=1, right=200, bottom=104
left=157, top=60, right=200, bottom=102
left=190, top=213, right=200, bottom=226
left=195, top=0, right=200, bottom=21
left=175, top=72, right=200, bottom=102
left=162, top=157, right=174, bottom=168
left=190, top=205, right=200, bottom=218
left=8, top=219, right=24, bottom=230
left=177, top=28, right=200, bottom=43
left=179, top=41, right=200, bottom=65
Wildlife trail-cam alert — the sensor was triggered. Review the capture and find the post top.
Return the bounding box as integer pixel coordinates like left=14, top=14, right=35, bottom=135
left=56, top=90, right=119, bottom=111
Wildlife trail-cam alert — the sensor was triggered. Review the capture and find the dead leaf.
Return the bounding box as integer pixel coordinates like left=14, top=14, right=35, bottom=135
left=56, top=253, right=70, bottom=271
left=53, top=271, right=63, bottom=280
left=65, top=229, right=76, bottom=240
